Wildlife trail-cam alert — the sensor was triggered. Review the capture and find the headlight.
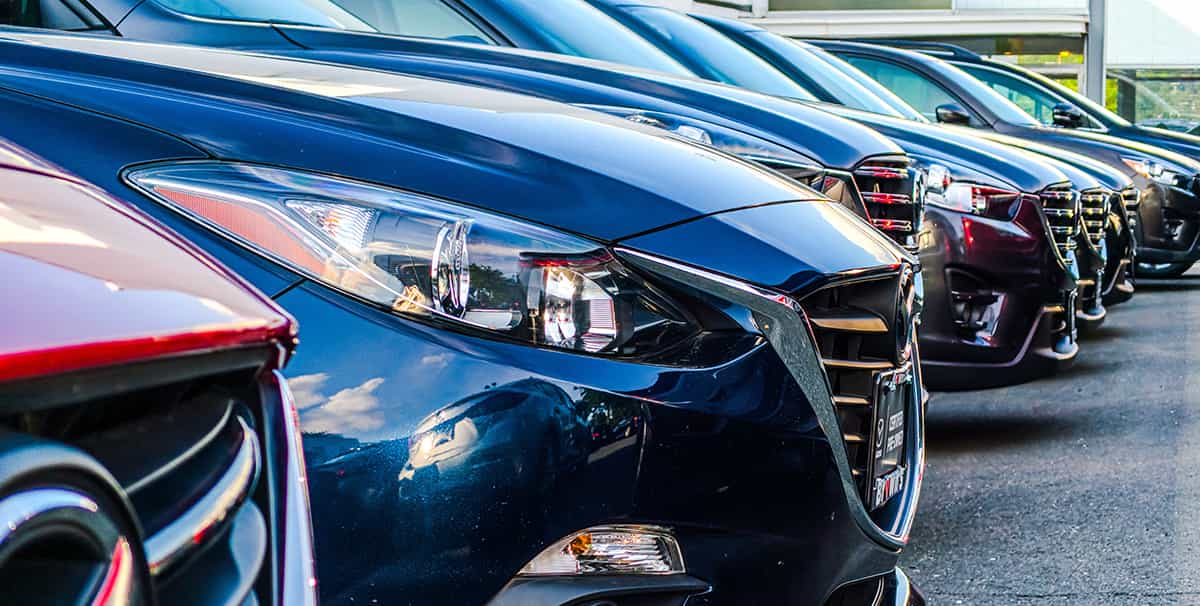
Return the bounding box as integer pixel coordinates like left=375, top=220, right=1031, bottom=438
left=1121, top=156, right=1181, bottom=186
left=924, top=164, right=1020, bottom=219
left=126, top=162, right=695, bottom=355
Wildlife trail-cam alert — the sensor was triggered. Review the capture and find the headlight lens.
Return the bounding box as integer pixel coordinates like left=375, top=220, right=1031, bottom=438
left=127, top=162, right=694, bottom=355
left=1121, top=156, right=1180, bottom=185
left=924, top=164, right=1020, bottom=219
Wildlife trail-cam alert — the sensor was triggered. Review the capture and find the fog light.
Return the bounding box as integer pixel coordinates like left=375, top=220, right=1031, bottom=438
left=519, top=525, right=684, bottom=576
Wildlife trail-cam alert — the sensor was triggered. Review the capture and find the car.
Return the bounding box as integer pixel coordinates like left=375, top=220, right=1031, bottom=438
left=0, top=140, right=316, bottom=605
left=813, top=40, right=1200, bottom=279
left=879, top=40, right=1200, bottom=164
left=0, top=0, right=928, bottom=251
left=686, top=15, right=1137, bottom=310
left=0, top=31, right=926, bottom=606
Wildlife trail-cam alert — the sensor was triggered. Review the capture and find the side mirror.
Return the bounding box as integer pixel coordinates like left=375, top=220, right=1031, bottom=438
left=935, top=103, right=972, bottom=125
left=1052, top=103, right=1085, bottom=128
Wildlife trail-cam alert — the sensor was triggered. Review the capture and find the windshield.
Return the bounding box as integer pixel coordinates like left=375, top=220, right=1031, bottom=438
left=935, top=60, right=1043, bottom=127
left=331, top=0, right=496, bottom=44
left=1008, top=62, right=1132, bottom=127
left=806, top=44, right=928, bottom=122
left=748, top=33, right=907, bottom=117
left=154, top=0, right=373, bottom=29
left=486, top=0, right=695, bottom=76
left=623, top=6, right=816, bottom=100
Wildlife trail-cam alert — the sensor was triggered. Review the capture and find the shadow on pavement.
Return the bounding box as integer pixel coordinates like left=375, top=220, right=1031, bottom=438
left=924, top=414, right=1078, bottom=454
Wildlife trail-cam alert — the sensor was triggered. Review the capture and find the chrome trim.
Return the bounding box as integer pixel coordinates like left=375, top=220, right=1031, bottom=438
left=273, top=370, right=319, bottom=606
left=0, top=488, right=137, bottom=606
left=0, top=488, right=101, bottom=546
left=145, top=416, right=259, bottom=575
left=807, top=312, right=888, bottom=333
left=615, top=247, right=922, bottom=550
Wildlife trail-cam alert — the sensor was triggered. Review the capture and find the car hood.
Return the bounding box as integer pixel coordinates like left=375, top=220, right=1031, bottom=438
left=0, top=30, right=815, bottom=242
left=818, top=104, right=1069, bottom=192
left=974, top=131, right=1133, bottom=191
left=268, top=25, right=904, bottom=170
left=1010, top=124, right=1200, bottom=178
left=0, top=143, right=293, bottom=383
left=1122, top=125, right=1200, bottom=162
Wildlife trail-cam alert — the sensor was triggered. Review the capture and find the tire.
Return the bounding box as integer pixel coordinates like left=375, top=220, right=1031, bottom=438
left=1137, top=261, right=1194, bottom=278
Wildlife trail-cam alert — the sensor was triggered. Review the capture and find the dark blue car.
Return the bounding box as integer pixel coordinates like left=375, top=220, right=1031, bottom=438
left=8, top=0, right=931, bottom=252
left=0, top=30, right=926, bottom=606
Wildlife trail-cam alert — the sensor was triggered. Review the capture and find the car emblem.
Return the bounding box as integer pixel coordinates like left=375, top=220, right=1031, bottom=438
left=0, top=487, right=147, bottom=605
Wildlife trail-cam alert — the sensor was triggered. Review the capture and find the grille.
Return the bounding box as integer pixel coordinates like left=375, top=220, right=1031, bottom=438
left=1079, top=188, right=1110, bottom=248
left=853, top=156, right=922, bottom=251
left=1120, top=186, right=1140, bottom=226
left=1038, top=185, right=1080, bottom=259
left=799, top=271, right=914, bottom=502
left=1, top=362, right=279, bottom=604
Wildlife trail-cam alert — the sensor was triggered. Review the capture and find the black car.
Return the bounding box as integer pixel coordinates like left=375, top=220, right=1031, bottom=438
left=0, top=30, right=926, bottom=606
left=688, top=15, right=1135, bottom=311
left=815, top=40, right=1200, bottom=279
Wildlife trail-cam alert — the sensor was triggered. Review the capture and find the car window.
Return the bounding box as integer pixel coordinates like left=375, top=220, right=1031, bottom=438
left=332, top=0, right=495, bottom=44
left=841, top=55, right=965, bottom=123
left=808, top=46, right=929, bottom=122
left=489, top=0, right=695, bottom=77
left=747, top=33, right=904, bottom=116
left=981, top=62, right=1120, bottom=129
left=0, top=0, right=105, bottom=30
left=154, top=0, right=373, bottom=30
left=623, top=6, right=815, bottom=100
left=958, top=64, right=1066, bottom=126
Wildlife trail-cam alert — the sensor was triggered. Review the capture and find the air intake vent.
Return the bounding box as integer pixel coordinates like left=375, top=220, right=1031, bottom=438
left=853, top=157, right=922, bottom=251
left=1079, top=189, right=1109, bottom=248
left=1039, top=185, right=1080, bottom=259
left=799, top=270, right=915, bottom=512
left=1120, top=186, right=1140, bottom=227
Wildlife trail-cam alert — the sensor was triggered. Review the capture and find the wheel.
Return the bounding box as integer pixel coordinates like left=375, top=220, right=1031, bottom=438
left=1136, top=261, right=1194, bottom=278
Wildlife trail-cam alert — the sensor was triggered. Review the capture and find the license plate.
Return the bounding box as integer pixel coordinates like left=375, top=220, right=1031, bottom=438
left=869, top=367, right=911, bottom=510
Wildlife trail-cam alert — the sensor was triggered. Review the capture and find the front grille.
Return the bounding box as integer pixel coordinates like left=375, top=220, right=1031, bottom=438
left=0, top=362, right=278, bottom=604
left=1120, top=186, right=1140, bottom=226
left=799, top=271, right=914, bottom=504
left=1079, top=188, right=1110, bottom=248
left=852, top=156, right=922, bottom=251
left=1039, top=185, right=1080, bottom=259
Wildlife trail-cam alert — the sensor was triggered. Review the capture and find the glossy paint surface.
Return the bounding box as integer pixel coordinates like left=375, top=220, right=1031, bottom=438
left=952, top=56, right=1200, bottom=162
left=0, top=31, right=824, bottom=243
left=0, top=155, right=292, bottom=382
left=0, top=36, right=919, bottom=605
left=97, top=0, right=906, bottom=170
left=918, top=197, right=1076, bottom=386
left=816, top=40, right=1200, bottom=262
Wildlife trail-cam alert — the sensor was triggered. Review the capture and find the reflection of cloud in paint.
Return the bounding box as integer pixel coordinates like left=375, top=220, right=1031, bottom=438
left=419, top=353, right=452, bottom=370
left=294, top=375, right=386, bottom=435
left=289, top=373, right=330, bottom=411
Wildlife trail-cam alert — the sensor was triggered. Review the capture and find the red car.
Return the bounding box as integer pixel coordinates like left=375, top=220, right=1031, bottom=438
left=0, top=142, right=316, bottom=605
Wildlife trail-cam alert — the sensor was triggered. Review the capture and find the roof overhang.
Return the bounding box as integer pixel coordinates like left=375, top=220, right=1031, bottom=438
left=737, top=10, right=1088, bottom=39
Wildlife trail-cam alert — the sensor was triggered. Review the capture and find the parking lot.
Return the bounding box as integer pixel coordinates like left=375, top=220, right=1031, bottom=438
left=903, top=271, right=1200, bottom=605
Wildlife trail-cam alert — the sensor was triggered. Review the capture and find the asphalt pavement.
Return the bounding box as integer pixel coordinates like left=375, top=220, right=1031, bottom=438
left=902, top=270, right=1200, bottom=605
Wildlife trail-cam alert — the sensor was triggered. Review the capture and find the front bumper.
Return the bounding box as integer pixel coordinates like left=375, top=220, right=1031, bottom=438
left=284, top=236, right=923, bottom=606
left=918, top=202, right=1078, bottom=389
left=487, top=566, right=925, bottom=606
left=1133, top=178, right=1200, bottom=264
